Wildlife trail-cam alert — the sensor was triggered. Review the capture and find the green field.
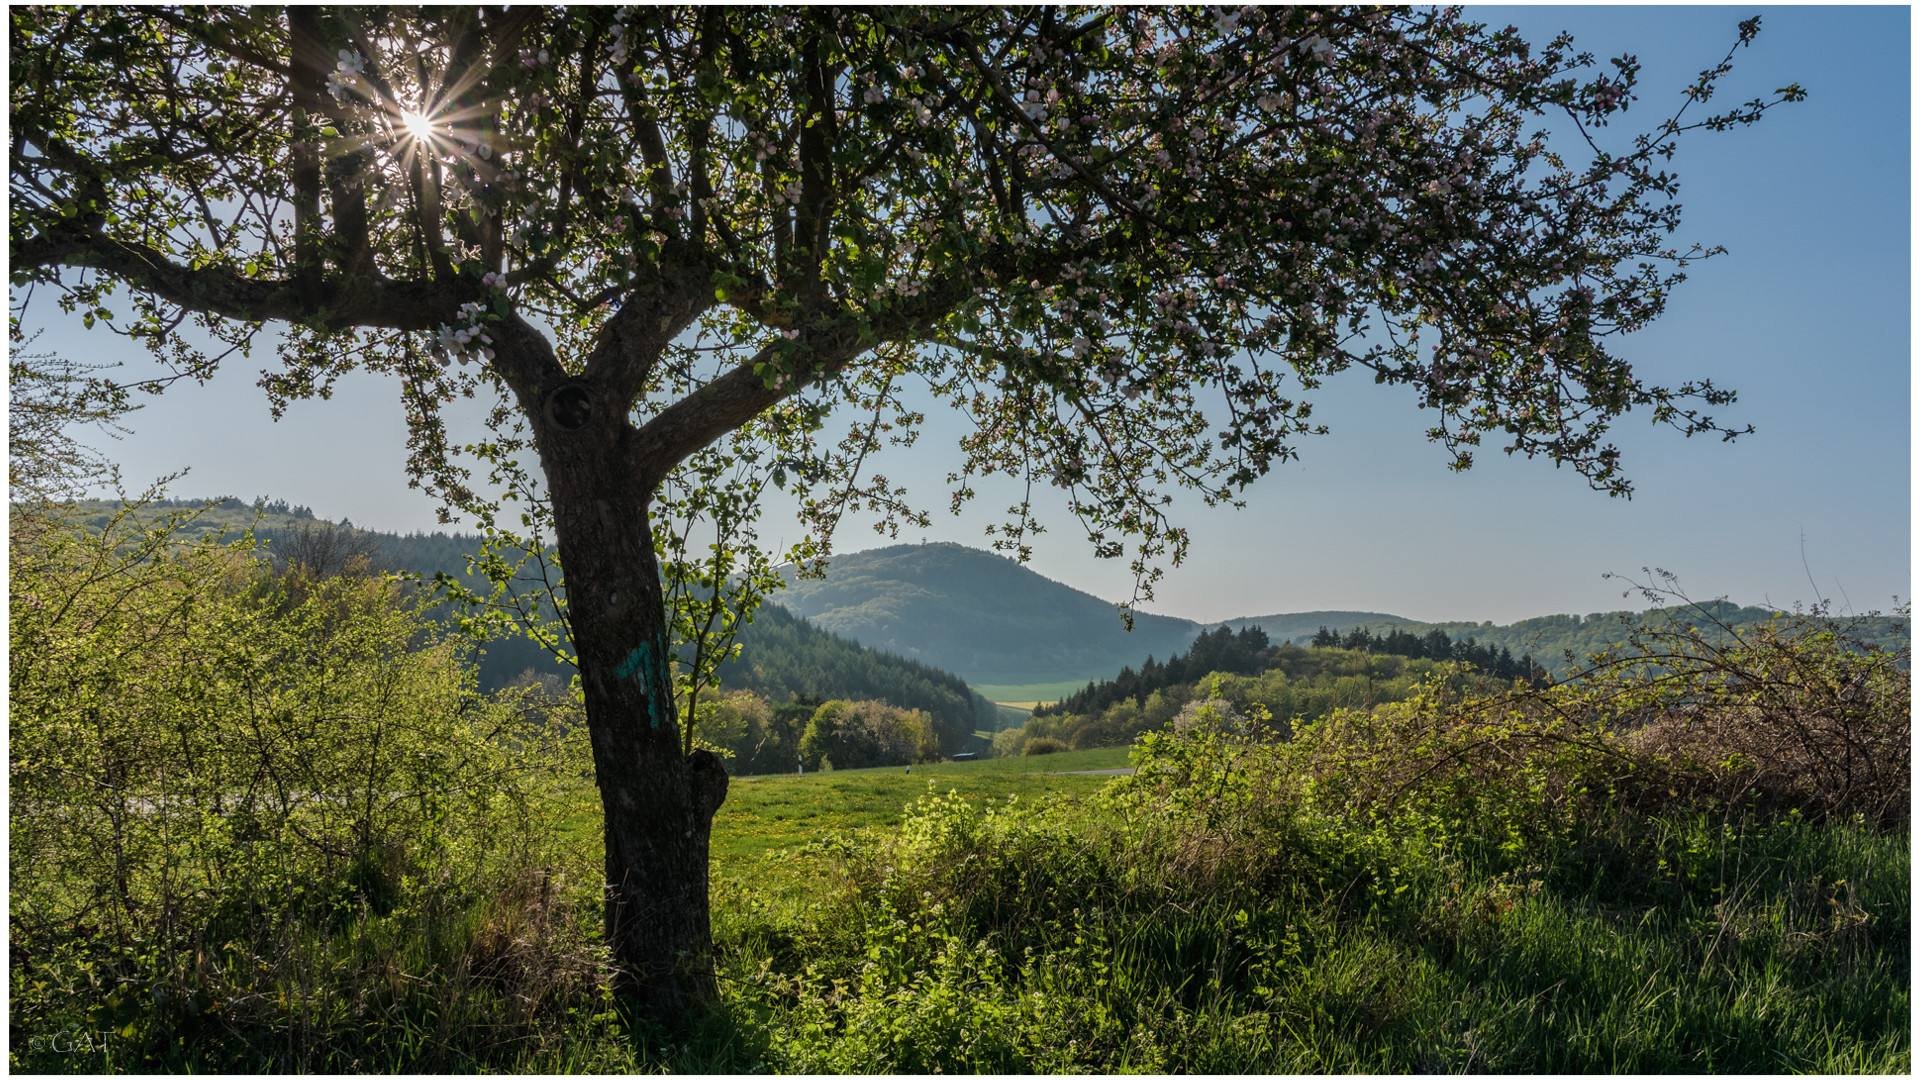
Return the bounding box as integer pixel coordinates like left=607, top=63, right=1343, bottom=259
left=714, top=747, right=1129, bottom=877
left=554, top=747, right=1135, bottom=897
left=549, top=748, right=1138, bottom=927
left=704, top=729, right=1910, bottom=1074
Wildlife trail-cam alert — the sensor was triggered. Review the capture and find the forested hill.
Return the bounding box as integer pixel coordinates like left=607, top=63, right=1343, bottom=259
left=776, top=542, right=1201, bottom=684
left=706, top=602, right=1000, bottom=740
left=58, top=499, right=1000, bottom=740
left=1231, top=605, right=1909, bottom=674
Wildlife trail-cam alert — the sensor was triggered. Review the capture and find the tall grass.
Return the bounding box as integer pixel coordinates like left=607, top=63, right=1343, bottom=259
left=712, top=788, right=1907, bottom=1073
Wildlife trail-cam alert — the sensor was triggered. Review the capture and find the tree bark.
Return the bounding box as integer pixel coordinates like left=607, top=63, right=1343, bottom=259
left=527, top=372, right=728, bottom=1017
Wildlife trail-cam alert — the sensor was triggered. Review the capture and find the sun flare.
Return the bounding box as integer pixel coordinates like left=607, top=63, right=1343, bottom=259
left=400, top=110, right=435, bottom=141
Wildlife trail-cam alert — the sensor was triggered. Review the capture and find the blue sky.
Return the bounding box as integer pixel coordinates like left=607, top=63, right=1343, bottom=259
left=23, top=6, right=1910, bottom=627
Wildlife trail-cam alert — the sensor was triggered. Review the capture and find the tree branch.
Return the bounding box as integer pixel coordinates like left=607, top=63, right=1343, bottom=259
left=148, top=8, right=290, bottom=77
left=19, top=230, right=452, bottom=332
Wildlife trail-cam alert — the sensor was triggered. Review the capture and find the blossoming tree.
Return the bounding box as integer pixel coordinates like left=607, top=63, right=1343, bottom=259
left=10, top=5, right=1798, bottom=1016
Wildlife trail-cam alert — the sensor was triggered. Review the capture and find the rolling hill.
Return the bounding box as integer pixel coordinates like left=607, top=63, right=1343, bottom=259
left=775, top=543, right=1905, bottom=687
left=776, top=542, right=1206, bottom=685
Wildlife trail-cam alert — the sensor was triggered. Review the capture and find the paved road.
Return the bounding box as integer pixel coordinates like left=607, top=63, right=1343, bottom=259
left=1030, top=767, right=1136, bottom=776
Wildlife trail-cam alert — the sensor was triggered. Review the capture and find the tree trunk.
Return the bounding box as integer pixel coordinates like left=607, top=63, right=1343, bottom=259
left=532, top=380, right=728, bottom=1019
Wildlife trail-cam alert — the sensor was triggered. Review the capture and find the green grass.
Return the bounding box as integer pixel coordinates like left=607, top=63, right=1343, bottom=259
left=712, top=747, right=1131, bottom=879
left=549, top=746, right=1136, bottom=907
left=712, top=776, right=1911, bottom=1074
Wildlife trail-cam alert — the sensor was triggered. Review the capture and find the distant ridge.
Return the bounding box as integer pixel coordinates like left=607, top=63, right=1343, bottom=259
left=1219, top=611, right=1413, bottom=644
left=776, top=543, right=1906, bottom=684
left=778, top=542, right=1201, bottom=685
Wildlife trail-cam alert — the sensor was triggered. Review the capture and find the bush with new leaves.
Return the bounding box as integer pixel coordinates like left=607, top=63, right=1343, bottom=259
left=9, top=500, right=596, bottom=1066
left=799, top=698, right=942, bottom=769
left=1592, top=607, right=1909, bottom=826
left=1126, top=607, right=1909, bottom=854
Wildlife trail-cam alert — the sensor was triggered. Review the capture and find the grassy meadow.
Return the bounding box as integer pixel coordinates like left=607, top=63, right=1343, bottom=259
left=714, top=747, right=1131, bottom=862
left=552, top=749, right=1133, bottom=908
left=548, top=708, right=1906, bottom=1074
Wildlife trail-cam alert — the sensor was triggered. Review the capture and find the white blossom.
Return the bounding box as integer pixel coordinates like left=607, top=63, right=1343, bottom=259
left=326, top=50, right=365, bottom=100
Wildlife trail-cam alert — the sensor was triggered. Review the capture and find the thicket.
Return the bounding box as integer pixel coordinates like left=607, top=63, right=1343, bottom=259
left=798, top=699, right=945, bottom=771
left=682, top=691, right=945, bottom=774
left=721, top=609, right=1909, bottom=1072
left=10, top=500, right=619, bottom=1073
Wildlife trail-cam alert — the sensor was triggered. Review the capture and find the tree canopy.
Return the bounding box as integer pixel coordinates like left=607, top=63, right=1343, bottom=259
left=13, top=6, right=1795, bottom=593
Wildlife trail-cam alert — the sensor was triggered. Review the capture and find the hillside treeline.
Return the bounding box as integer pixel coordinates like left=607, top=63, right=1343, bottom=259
left=1035, top=623, right=1544, bottom=725
left=998, top=645, right=1478, bottom=757
left=1307, top=624, right=1549, bottom=683
left=707, top=602, right=999, bottom=752
left=1302, top=600, right=1909, bottom=675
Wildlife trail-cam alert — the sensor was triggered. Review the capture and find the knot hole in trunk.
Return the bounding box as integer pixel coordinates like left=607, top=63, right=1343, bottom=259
left=547, top=383, right=594, bottom=430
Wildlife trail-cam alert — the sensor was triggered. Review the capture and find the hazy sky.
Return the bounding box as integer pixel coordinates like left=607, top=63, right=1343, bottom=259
left=22, top=6, right=1911, bottom=627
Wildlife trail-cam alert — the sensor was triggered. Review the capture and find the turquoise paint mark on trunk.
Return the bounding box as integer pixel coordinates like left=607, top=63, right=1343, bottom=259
left=614, top=642, right=650, bottom=682
left=614, top=640, right=664, bottom=728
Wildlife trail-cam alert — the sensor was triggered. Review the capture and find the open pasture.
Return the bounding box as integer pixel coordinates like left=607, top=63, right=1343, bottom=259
left=713, top=747, right=1131, bottom=878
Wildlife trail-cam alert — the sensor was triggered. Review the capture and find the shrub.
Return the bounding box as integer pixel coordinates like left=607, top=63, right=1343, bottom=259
left=684, top=689, right=776, bottom=771
left=1023, top=737, right=1069, bottom=756
left=801, top=699, right=940, bottom=768
left=990, top=725, right=1028, bottom=757
left=1584, top=604, right=1909, bottom=826
left=9, top=500, right=602, bottom=1071
left=1112, top=601, right=1910, bottom=862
